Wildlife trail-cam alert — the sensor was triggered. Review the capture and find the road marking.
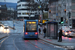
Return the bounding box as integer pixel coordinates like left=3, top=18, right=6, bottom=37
left=13, top=37, right=19, bottom=50
left=0, top=37, right=8, bottom=47
left=13, top=30, right=20, bottom=50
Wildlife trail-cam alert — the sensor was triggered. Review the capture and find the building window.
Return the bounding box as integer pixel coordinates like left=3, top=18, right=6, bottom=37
left=22, top=4, right=30, bottom=6
left=22, top=13, right=26, bottom=15
left=18, top=13, right=21, bottom=15
left=22, top=4, right=25, bottom=6
left=17, top=5, right=21, bottom=7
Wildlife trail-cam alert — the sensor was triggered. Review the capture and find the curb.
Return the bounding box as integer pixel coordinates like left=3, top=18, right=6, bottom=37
left=9, top=26, right=15, bottom=30
left=39, top=38, right=75, bottom=50
left=0, top=35, right=8, bottom=40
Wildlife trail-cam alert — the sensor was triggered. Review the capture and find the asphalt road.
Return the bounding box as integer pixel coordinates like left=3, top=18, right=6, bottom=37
left=0, top=34, right=65, bottom=50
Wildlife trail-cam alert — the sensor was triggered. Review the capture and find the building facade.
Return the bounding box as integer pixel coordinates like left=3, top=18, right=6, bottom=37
left=0, top=5, right=7, bottom=20
left=71, top=0, right=75, bottom=28
left=17, top=0, right=36, bottom=19
left=48, top=0, right=72, bottom=26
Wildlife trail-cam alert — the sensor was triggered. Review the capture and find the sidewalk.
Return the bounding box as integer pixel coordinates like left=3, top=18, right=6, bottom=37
left=39, top=34, right=75, bottom=50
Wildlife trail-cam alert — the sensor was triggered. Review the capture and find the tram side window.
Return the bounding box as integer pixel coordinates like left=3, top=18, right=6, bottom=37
left=26, top=22, right=37, bottom=32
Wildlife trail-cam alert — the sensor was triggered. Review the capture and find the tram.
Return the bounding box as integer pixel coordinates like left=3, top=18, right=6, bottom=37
left=23, top=20, right=38, bottom=39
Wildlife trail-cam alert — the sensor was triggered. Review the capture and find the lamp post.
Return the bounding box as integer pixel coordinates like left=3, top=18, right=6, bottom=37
left=68, top=11, right=71, bottom=27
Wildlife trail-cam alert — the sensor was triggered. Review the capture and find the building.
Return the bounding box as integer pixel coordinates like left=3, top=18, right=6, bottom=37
left=48, top=2, right=58, bottom=21
left=48, top=0, right=59, bottom=21
left=17, top=0, right=37, bottom=19
left=7, top=7, right=16, bottom=20
left=0, top=5, right=7, bottom=20
left=59, top=0, right=71, bottom=26
left=0, top=4, right=17, bottom=20
left=48, top=0, right=72, bottom=26
left=71, top=0, right=75, bottom=28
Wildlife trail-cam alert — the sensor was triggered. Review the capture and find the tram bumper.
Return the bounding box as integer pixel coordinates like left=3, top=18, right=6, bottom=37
left=24, top=35, right=38, bottom=39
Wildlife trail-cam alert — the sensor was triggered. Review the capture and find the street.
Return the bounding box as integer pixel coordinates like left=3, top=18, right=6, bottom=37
left=0, top=21, right=75, bottom=50
left=0, top=21, right=64, bottom=50
left=0, top=34, right=65, bottom=50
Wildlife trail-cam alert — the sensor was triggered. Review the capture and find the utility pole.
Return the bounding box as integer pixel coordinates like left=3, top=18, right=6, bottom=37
left=29, top=0, right=33, bottom=19
left=56, top=2, right=58, bottom=22
left=29, top=1, right=31, bottom=19
left=68, top=0, right=71, bottom=27
left=41, top=3, right=44, bottom=23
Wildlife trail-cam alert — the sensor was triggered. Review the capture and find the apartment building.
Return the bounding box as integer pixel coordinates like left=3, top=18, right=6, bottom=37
left=17, top=0, right=36, bottom=19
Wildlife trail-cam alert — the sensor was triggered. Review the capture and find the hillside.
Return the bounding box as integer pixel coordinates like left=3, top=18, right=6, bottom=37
left=0, top=2, right=17, bottom=10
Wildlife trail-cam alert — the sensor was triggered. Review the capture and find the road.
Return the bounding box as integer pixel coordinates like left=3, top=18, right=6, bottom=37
left=0, top=34, right=65, bottom=50
left=0, top=21, right=75, bottom=50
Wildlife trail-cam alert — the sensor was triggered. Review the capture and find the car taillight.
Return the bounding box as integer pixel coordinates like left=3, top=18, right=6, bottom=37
left=69, top=31, right=71, bottom=34
left=35, top=32, right=38, bottom=35
left=25, top=32, right=28, bottom=35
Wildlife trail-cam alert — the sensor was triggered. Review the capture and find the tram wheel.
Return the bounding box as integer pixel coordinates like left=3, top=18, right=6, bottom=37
left=36, top=38, right=39, bottom=40
left=23, top=38, right=26, bottom=40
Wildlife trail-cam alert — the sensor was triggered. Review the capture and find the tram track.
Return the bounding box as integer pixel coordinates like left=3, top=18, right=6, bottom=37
left=28, top=40, right=43, bottom=50
left=28, top=39, right=61, bottom=50
left=28, top=39, right=66, bottom=50
left=29, top=39, right=57, bottom=48
left=38, top=40, right=55, bottom=48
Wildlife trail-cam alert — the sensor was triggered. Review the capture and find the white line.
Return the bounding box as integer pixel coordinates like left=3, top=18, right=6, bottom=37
left=13, top=25, right=23, bottom=50
left=13, top=29, right=20, bottom=50
left=13, top=37, right=19, bottom=50
left=0, top=37, right=8, bottom=47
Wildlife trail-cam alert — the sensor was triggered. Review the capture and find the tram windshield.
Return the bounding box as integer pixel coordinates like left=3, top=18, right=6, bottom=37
left=26, top=21, right=37, bottom=32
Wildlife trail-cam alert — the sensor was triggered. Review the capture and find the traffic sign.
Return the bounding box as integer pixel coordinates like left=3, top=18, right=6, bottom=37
left=13, top=24, right=15, bottom=26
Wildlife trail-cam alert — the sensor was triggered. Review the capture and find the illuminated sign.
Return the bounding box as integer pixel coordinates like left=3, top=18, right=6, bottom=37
left=27, top=22, right=36, bottom=24
left=42, top=20, right=47, bottom=23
